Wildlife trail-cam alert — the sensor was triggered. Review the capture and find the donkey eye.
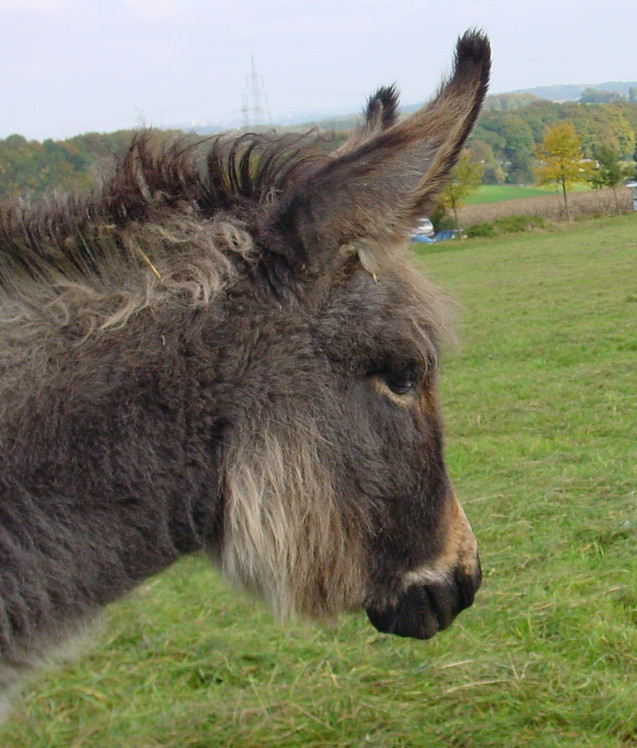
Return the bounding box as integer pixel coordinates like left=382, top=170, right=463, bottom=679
left=384, top=364, right=418, bottom=395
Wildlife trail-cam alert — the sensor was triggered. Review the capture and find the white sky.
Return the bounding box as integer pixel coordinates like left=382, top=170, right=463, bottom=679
left=1, top=0, right=635, bottom=140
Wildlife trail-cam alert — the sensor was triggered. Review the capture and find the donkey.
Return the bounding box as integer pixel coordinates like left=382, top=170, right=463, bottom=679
left=0, top=31, right=490, bottom=715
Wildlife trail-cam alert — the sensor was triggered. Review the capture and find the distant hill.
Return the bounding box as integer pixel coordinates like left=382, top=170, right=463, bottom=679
left=511, top=82, right=637, bottom=102
left=184, top=82, right=637, bottom=135
left=268, top=82, right=637, bottom=130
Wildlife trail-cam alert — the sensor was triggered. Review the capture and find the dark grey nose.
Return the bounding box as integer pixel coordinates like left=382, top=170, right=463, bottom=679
left=366, top=559, right=481, bottom=640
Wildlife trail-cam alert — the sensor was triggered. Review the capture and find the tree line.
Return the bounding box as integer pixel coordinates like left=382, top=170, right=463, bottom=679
left=0, top=130, right=141, bottom=198
left=1, top=98, right=637, bottom=199
left=438, top=119, right=633, bottom=232
left=469, top=98, right=637, bottom=184
left=0, top=130, right=198, bottom=199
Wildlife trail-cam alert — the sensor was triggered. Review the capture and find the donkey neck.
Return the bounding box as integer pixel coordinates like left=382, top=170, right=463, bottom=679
left=0, top=304, right=224, bottom=660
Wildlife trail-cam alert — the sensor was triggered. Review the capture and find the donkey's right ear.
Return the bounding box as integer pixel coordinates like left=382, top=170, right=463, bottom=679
left=272, top=30, right=490, bottom=276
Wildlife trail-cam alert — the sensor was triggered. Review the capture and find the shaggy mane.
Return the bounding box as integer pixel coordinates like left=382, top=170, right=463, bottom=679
left=0, top=130, right=329, bottom=299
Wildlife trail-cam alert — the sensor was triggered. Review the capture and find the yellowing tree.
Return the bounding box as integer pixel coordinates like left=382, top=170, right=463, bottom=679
left=440, top=153, right=483, bottom=232
left=534, top=123, right=592, bottom=220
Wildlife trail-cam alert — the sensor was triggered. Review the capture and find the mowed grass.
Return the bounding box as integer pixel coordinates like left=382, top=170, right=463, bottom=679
left=3, top=216, right=636, bottom=746
left=465, top=184, right=593, bottom=205
left=464, top=184, right=549, bottom=204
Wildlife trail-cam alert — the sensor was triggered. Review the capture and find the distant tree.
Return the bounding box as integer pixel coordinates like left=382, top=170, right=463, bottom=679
left=467, top=139, right=505, bottom=184
left=500, top=114, right=535, bottom=183
left=603, top=108, right=636, bottom=157
left=0, top=129, right=167, bottom=197
left=440, top=153, right=483, bottom=231
left=534, top=123, right=592, bottom=220
left=589, top=146, right=629, bottom=213
left=629, top=87, right=637, bottom=103
left=483, top=92, right=542, bottom=112
left=579, top=88, right=623, bottom=104
left=0, top=135, right=44, bottom=196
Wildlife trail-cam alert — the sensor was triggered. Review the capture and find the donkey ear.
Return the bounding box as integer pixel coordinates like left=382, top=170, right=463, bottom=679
left=331, top=85, right=400, bottom=157
left=274, top=30, right=490, bottom=273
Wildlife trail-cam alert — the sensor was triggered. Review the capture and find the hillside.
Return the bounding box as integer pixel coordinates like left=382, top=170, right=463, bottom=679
left=512, top=81, right=637, bottom=101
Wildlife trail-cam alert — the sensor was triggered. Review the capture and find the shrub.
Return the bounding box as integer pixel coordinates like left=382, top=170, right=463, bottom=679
left=466, top=214, right=547, bottom=238
left=496, top=214, right=547, bottom=232
left=466, top=222, right=495, bottom=238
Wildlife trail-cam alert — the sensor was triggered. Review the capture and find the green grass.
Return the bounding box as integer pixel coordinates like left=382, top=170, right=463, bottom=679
left=3, top=215, right=637, bottom=746
left=465, top=183, right=594, bottom=206
left=464, top=184, right=549, bottom=204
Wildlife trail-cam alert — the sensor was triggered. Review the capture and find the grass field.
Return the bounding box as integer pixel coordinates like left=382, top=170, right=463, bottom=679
left=3, top=215, right=636, bottom=747
left=464, top=184, right=549, bottom=205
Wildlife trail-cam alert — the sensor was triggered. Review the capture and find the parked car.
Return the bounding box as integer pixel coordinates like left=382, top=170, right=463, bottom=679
left=411, top=228, right=461, bottom=244
left=431, top=229, right=460, bottom=242
left=410, top=217, right=434, bottom=241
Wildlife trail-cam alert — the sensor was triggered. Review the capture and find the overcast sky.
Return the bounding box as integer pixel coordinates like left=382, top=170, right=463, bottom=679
left=1, top=0, right=635, bottom=141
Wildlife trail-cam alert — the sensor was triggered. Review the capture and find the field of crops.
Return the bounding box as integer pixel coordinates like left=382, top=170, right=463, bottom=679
left=459, top=186, right=633, bottom=225
left=3, top=214, right=636, bottom=747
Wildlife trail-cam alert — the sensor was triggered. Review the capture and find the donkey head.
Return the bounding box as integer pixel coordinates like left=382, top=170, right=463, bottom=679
left=215, top=31, right=490, bottom=640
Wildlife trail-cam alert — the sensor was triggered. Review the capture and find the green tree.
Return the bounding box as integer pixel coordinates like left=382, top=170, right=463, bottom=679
left=500, top=114, right=535, bottom=183
left=589, top=146, right=629, bottom=213
left=604, top=107, right=636, bottom=157
left=534, top=123, right=592, bottom=220
left=579, top=87, right=622, bottom=104
left=440, top=153, right=483, bottom=231
left=467, top=139, right=505, bottom=183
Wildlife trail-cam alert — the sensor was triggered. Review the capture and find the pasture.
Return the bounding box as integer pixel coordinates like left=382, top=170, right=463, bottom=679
left=464, top=184, right=549, bottom=204
left=3, top=214, right=635, bottom=747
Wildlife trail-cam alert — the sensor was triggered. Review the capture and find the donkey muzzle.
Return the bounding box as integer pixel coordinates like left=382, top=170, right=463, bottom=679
left=365, top=560, right=481, bottom=640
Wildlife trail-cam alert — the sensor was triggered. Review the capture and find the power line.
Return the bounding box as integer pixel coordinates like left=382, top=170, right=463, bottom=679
left=242, top=57, right=271, bottom=128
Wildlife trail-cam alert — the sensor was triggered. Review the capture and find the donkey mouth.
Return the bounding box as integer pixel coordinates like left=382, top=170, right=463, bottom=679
left=365, top=565, right=481, bottom=640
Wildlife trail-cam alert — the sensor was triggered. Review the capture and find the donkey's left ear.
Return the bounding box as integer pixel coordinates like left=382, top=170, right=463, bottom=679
left=330, top=84, right=400, bottom=157
left=273, top=30, right=490, bottom=274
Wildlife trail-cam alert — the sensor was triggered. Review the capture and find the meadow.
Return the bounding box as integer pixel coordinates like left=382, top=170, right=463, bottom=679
left=3, top=215, right=636, bottom=747
left=464, top=184, right=549, bottom=204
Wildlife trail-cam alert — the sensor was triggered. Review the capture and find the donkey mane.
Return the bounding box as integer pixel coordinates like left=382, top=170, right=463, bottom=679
left=0, top=129, right=329, bottom=270
left=0, top=130, right=333, bottom=329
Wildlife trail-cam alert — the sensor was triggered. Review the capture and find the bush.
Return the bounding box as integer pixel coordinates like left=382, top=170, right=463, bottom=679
left=496, top=214, right=547, bottom=232
left=466, top=214, right=547, bottom=238
left=466, top=222, right=496, bottom=238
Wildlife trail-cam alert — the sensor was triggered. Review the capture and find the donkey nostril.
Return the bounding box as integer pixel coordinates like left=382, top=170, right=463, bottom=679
left=366, top=556, right=482, bottom=640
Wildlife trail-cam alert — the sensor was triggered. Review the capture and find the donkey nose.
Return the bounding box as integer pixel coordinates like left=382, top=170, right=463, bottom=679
left=455, top=555, right=482, bottom=610
left=366, top=556, right=481, bottom=640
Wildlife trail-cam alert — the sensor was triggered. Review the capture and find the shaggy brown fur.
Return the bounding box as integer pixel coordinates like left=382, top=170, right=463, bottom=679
left=0, top=30, right=490, bottom=717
